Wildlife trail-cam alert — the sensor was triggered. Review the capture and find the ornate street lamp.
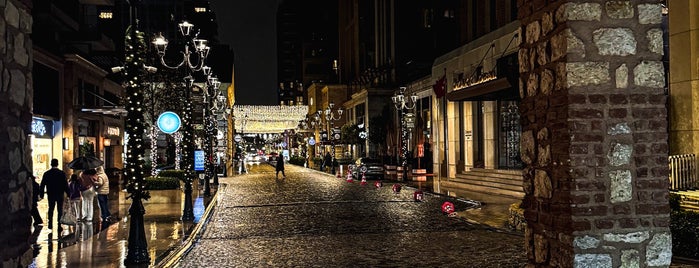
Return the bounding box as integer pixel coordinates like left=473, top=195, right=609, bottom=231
left=203, top=75, right=222, bottom=196
left=234, top=111, right=249, bottom=174
left=323, top=102, right=343, bottom=174
left=152, top=19, right=212, bottom=219
left=392, top=87, right=417, bottom=181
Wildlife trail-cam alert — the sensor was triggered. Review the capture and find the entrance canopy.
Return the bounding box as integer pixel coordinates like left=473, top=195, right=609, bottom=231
left=233, top=105, right=308, bottom=133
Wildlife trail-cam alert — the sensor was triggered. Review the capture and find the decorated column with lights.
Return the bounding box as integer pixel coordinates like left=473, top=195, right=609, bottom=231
left=152, top=17, right=211, bottom=218
left=392, top=87, right=417, bottom=181
left=180, top=80, right=195, bottom=220
left=122, top=1, right=150, bottom=263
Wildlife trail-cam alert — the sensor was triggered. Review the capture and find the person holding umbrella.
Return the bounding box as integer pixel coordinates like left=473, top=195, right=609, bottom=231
left=40, top=159, right=68, bottom=232
left=68, top=155, right=103, bottom=222
left=79, top=168, right=98, bottom=222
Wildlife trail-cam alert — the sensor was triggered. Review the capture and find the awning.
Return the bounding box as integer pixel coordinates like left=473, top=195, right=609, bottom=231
left=446, top=77, right=519, bottom=102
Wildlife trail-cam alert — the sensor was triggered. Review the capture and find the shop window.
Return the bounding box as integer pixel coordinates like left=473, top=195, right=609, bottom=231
left=498, top=101, right=522, bottom=169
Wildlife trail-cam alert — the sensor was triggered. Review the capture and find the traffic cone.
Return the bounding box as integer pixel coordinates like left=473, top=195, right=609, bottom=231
left=374, top=180, right=382, bottom=188
left=360, top=173, right=367, bottom=185
left=346, top=171, right=353, bottom=183
left=336, top=171, right=341, bottom=178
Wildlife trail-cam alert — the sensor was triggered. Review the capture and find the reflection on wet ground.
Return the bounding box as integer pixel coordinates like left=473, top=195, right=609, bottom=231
left=28, top=182, right=212, bottom=268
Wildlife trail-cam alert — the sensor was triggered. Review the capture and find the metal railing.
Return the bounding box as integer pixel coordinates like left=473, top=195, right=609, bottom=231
left=669, top=154, right=698, bottom=191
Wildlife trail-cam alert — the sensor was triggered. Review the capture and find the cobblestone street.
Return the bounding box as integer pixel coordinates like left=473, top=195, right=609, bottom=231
left=177, top=163, right=527, bottom=267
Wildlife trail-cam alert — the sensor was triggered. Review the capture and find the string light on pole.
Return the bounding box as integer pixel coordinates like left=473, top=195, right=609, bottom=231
left=392, top=86, right=417, bottom=181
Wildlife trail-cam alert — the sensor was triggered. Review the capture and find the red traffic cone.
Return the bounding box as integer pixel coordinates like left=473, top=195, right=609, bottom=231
left=374, top=180, right=382, bottom=188
left=336, top=171, right=341, bottom=178
left=413, top=190, right=424, bottom=202
left=392, top=184, right=402, bottom=193
left=360, top=173, right=367, bottom=185
left=346, top=171, right=353, bottom=183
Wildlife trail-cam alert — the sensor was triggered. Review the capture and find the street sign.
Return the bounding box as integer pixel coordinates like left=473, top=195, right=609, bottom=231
left=234, top=134, right=242, bottom=142
left=404, top=113, right=415, bottom=129
left=194, top=150, right=205, bottom=171
left=157, top=111, right=181, bottom=134
left=333, top=133, right=341, bottom=140
left=308, top=137, right=316, bottom=146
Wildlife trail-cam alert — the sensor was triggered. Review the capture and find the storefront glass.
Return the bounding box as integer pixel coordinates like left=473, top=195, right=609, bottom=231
left=498, top=101, right=522, bottom=169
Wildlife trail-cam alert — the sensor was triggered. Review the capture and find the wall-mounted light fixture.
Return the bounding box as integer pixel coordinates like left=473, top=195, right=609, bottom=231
left=63, top=138, right=70, bottom=150
left=104, top=138, right=111, bottom=147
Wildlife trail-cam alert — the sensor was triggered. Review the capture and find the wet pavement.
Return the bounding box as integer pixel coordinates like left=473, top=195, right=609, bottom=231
left=26, top=162, right=699, bottom=267
left=29, top=181, right=211, bottom=268
left=176, top=164, right=527, bottom=267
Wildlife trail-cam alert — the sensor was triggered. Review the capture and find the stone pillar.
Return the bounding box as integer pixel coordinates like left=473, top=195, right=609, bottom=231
left=518, top=1, right=671, bottom=267
left=0, top=0, right=34, bottom=266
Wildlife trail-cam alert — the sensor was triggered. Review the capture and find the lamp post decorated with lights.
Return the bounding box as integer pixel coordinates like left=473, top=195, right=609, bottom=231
left=114, top=0, right=158, bottom=264
left=323, top=103, right=343, bottom=174
left=234, top=111, right=248, bottom=174
left=152, top=18, right=212, bottom=219
left=202, top=75, right=222, bottom=196
left=392, top=87, right=417, bottom=181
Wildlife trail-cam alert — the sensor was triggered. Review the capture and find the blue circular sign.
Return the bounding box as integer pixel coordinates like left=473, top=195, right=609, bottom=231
left=157, top=111, right=181, bottom=134
left=308, top=137, right=316, bottom=146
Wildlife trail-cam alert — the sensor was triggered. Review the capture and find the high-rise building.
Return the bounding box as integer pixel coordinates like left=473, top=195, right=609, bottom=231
left=276, top=0, right=338, bottom=105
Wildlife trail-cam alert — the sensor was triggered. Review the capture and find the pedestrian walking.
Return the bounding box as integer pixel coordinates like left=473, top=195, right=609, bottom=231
left=275, top=156, right=286, bottom=179
left=79, top=168, right=98, bottom=222
left=323, top=152, right=332, bottom=172
left=40, top=159, right=68, bottom=231
left=67, top=174, right=82, bottom=222
left=30, top=175, right=43, bottom=226
left=94, top=166, right=114, bottom=223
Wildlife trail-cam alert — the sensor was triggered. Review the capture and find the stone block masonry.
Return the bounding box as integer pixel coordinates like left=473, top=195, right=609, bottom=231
left=0, top=0, right=34, bottom=266
left=518, top=0, right=671, bottom=267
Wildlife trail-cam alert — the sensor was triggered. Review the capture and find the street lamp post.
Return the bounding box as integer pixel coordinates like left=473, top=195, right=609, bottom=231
left=152, top=19, right=211, bottom=218
left=119, top=0, right=156, bottom=264
left=323, top=103, right=343, bottom=174
left=392, top=87, right=417, bottom=181
left=235, top=112, right=248, bottom=174
left=203, top=75, right=222, bottom=197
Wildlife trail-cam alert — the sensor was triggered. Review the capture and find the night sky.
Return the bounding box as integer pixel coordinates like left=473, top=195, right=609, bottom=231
left=209, top=0, right=282, bottom=105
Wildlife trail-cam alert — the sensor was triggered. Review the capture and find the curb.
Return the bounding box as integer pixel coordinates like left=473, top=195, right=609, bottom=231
left=154, top=183, right=225, bottom=268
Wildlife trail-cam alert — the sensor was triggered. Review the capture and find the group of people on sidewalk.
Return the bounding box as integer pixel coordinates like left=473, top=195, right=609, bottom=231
left=31, top=159, right=117, bottom=234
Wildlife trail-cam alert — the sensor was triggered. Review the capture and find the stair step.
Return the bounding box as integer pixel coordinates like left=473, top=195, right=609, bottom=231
left=455, top=173, right=522, bottom=187
left=450, top=177, right=523, bottom=192
left=441, top=180, right=524, bottom=199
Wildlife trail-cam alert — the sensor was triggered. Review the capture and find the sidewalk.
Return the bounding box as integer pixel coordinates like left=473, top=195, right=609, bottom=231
left=29, top=182, right=213, bottom=268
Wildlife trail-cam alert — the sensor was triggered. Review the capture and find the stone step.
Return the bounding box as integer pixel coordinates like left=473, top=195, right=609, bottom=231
left=455, top=173, right=522, bottom=187
left=440, top=179, right=524, bottom=199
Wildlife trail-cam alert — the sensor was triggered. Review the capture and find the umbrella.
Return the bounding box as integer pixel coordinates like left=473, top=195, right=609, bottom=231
left=67, top=156, right=103, bottom=170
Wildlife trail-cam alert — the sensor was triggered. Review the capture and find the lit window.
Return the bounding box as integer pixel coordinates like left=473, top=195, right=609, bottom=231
left=99, top=11, right=113, bottom=19
left=195, top=7, right=207, bottom=13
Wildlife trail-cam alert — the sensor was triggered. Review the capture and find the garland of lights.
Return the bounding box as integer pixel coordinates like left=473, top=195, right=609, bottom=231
left=232, top=105, right=308, bottom=133
left=180, top=98, right=194, bottom=182
left=149, top=125, right=158, bottom=176
left=123, top=26, right=150, bottom=200
left=173, top=131, right=182, bottom=170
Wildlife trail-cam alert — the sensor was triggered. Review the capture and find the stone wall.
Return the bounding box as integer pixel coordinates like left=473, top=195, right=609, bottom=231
left=0, top=0, right=33, bottom=266
left=518, top=0, right=671, bottom=267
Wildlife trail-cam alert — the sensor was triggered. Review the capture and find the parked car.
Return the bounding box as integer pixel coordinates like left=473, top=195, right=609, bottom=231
left=352, top=158, right=384, bottom=179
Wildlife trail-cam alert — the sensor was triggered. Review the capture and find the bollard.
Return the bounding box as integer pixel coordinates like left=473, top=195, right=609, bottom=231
left=392, top=184, right=402, bottom=193
left=441, top=201, right=455, bottom=214
left=413, top=190, right=423, bottom=202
